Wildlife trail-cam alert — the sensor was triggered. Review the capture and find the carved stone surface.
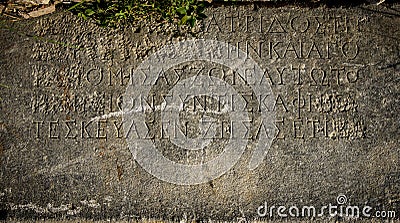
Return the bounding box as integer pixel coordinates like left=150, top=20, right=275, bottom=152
left=0, top=3, right=399, bottom=221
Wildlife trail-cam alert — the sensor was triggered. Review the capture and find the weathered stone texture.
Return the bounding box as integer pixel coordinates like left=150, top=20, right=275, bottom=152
left=0, top=3, right=399, bottom=221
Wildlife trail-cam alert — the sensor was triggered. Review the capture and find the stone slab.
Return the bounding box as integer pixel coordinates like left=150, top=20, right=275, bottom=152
left=0, top=3, right=399, bottom=221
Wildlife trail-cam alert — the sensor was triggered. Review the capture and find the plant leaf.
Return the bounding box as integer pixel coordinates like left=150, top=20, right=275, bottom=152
left=176, top=7, right=186, bottom=15
left=85, top=8, right=95, bottom=16
left=68, top=0, right=85, bottom=11
left=180, top=15, right=191, bottom=25
left=189, top=17, right=196, bottom=27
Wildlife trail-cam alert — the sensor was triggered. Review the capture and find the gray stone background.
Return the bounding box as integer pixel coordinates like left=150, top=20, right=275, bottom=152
left=0, top=2, right=399, bottom=221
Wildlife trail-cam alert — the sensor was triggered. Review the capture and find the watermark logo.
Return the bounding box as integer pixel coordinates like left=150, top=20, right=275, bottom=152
left=122, top=39, right=276, bottom=185
left=257, top=195, right=396, bottom=219
left=336, top=194, right=347, bottom=205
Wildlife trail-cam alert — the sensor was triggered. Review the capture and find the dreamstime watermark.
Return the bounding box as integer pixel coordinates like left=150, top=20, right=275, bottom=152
left=257, top=195, right=396, bottom=219
left=122, top=39, right=276, bottom=185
